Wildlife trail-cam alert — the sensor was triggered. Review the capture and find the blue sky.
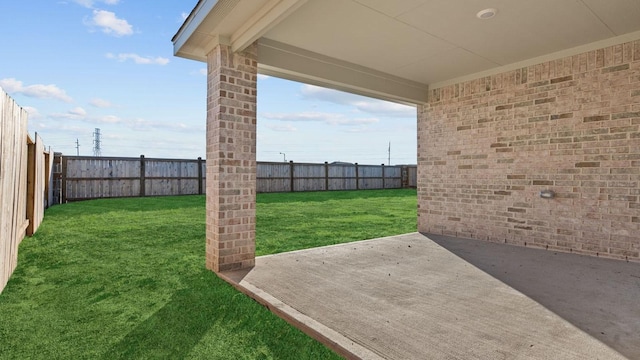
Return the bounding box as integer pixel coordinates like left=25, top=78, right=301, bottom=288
left=0, top=0, right=417, bottom=164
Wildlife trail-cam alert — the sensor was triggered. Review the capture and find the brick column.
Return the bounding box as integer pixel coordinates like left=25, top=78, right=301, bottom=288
left=416, top=103, right=428, bottom=233
left=206, top=42, right=257, bottom=272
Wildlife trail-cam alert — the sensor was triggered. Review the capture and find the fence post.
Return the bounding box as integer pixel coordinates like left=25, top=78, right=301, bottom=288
left=197, top=157, right=203, bottom=195
left=355, top=163, right=359, bottom=190
left=26, top=139, right=36, bottom=236
left=61, top=156, right=67, bottom=203
left=324, top=161, right=329, bottom=191
left=381, top=163, right=385, bottom=189
left=289, top=160, right=294, bottom=192
left=43, top=150, right=50, bottom=209
left=401, top=166, right=408, bottom=188
left=140, top=155, right=146, bottom=197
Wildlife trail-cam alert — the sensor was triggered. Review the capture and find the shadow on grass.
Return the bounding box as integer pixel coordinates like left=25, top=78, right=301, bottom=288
left=102, top=267, right=334, bottom=359
left=103, top=268, right=336, bottom=359
left=103, top=271, right=237, bottom=359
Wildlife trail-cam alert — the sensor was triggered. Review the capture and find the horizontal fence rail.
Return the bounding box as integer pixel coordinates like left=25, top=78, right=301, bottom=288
left=55, top=155, right=416, bottom=202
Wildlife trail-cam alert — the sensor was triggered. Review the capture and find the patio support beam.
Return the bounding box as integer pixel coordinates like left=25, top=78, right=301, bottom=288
left=205, top=41, right=258, bottom=272
left=257, top=39, right=428, bottom=105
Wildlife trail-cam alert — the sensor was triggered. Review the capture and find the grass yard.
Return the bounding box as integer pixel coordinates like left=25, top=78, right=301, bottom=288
left=0, top=189, right=416, bottom=359
left=257, top=189, right=417, bottom=255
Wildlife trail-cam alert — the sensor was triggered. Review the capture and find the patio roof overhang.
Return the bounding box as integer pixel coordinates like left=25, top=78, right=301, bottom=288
left=173, top=0, right=640, bottom=105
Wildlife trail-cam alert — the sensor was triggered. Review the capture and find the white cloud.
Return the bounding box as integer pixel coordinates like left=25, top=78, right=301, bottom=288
left=353, top=101, right=416, bottom=118
left=97, top=115, right=122, bottom=124
left=104, top=133, right=126, bottom=140
left=263, top=112, right=325, bottom=122
left=181, top=12, right=189, bottom=21
left=47, top=110, right=200, bottom=134
left=51, top=107, right=88, bottom=120
left=69, top=107, right=87, bottom=116
left=106, top=53, right=169, bottom=65
left=300, top=85, right=359, bottom=105
left=23, top=106, right=43, bottom=119
left=87, top=10, right=132, bottom=36
left=73, top=0, right=119, bottom=8
left=258, top=74, right=271, bottom=80
left=89, top=98, right=114, bottom=108
left=31, top=122, right=88, bottom=134
left=73, top=0, right=94, bottom=7
left=300, top=84, right=415, bottom=118
left=262, top=111, right=379, bottom=127
left=189, top=68, right=207, bottom=76
left=33, top=122, right=48, bottom=130
left=50, top=108, right=125, bottom=124
left=123, top=118, right=204, bottom=133
left=0, top=78, right=23, bottom=93
left=0, top=78, right=73, bottom=102
left=266, top=123, right=297, bottom=132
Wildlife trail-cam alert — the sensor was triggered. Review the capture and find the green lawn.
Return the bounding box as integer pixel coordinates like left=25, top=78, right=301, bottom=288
left=0, top=189, right=416, bottom=359
left=257, top=189, right=418, bottom=255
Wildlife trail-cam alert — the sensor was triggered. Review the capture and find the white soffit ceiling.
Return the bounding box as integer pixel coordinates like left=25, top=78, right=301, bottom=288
left=174, top=0, right=640, bottom=103
left=263, top=0, right=640, bottom=85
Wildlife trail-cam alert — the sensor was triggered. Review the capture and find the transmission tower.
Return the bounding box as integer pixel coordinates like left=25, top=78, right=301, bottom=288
left=93, top=128, right=102, bottom=157
left=388, top=141, right=391, bottom=165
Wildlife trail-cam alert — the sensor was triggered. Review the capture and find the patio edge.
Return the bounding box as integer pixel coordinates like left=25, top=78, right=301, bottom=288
left=217, top=270, right=384, bottom=360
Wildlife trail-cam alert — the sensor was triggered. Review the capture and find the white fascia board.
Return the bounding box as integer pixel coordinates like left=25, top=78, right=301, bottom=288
left=173, top=0, right=239, bottom=61
left=173, top=0, right=220, bottom=59
left=231, top=0, right=308, bottom=53
left=173, top=0, right=306, bottom=60
left=258, top=39, right=428, bottom=105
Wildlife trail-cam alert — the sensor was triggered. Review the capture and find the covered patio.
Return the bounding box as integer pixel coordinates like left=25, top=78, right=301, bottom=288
left=173, top=0, right=640, bottom=358
left=221, top=233, right=640, bottom=359
left=173, top=0, right=640, bottom=272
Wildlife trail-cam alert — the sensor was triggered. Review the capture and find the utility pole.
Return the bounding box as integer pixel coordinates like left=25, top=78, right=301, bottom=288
left=93, top=128, right=101, bottom=157
left=75, top=138, right=80, bottom=156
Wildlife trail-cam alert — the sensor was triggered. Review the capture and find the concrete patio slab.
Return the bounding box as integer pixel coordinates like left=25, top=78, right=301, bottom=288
left=221, top=233, right=640, bottom=359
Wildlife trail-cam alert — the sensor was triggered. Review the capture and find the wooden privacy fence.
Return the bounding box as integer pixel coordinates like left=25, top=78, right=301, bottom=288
left=257, top=161, right=407, bottom=192
left=1, top=89, right=52, bottom=294
left=57, top=155, right=205, bottom=201
left=0, top=89, right=28, bottom=293
left=55, top=156, right=417, bottom=202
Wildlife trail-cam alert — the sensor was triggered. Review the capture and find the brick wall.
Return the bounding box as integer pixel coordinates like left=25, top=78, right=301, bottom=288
left=418, top=40, right=640, bottom=261
left=206, top=42, right=258, bottom=272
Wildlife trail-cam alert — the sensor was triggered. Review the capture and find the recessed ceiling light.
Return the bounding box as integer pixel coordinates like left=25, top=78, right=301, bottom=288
left=476, top=8, right=497, bottom=19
